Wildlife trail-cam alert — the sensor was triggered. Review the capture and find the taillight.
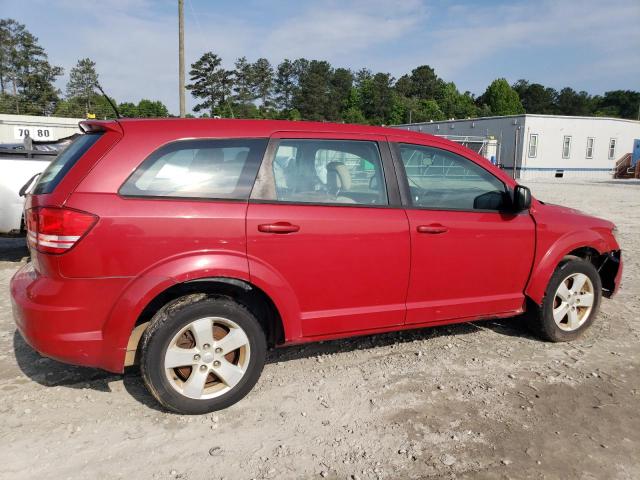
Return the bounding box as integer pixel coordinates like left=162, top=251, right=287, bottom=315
left=26, top=207, right=98, bottom=254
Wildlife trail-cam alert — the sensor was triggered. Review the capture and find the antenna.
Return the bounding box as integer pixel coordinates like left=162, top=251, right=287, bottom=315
left=96, top=83, right=121, bottom=119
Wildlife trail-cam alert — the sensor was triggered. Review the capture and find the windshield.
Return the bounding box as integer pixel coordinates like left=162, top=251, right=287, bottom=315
left=32, top=133, right=103, bottom=194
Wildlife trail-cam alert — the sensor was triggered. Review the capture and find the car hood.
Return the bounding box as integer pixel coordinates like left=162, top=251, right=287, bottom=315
left=534, top=200, right=615, bottom=230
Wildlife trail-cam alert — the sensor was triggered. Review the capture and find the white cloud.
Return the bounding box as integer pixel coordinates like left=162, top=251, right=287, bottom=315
left=414, top=0, right=640, bottom=92
left=261, top=0, right=427, bottom=61
left=3, top=0, right=638, bottom=113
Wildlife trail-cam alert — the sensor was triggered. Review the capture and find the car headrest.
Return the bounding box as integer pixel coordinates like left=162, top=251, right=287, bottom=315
left=326, top=162, right=351, bottom=193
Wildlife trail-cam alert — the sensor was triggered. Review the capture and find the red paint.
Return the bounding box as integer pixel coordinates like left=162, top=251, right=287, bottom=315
left=10, top=119, right=622, bottom=373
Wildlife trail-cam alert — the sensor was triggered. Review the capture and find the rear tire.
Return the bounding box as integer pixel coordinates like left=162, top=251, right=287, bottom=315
left=528, top=258, right=602, bottom=342
left=140, top=295, right=266, bottom=414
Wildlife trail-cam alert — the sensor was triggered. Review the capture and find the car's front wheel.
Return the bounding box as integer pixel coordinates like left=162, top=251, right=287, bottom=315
left=529, top=258, right=602, bottom=342
left=140, top=295, right=266, bottom=414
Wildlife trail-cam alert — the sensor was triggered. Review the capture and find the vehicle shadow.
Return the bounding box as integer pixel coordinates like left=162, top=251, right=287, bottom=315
left=264, top=315, right=535, bottom=364
left=12, top=330, right=119, bottom=392
left=12, top=315, right=535, bottom=413
left=0, top=236, right=29, bottom=262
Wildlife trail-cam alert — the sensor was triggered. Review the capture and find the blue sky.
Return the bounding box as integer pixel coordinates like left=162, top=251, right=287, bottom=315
left=2, top=0, right=639, bottom=114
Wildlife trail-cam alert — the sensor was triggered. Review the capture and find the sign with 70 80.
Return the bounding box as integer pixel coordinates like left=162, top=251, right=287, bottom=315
left=14, top=126, right=51, bottom=140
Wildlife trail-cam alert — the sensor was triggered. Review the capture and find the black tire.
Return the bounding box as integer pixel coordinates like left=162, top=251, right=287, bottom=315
left=528, top=258, right=602, bottom=342
left=140, top=294, right=267, bottom=414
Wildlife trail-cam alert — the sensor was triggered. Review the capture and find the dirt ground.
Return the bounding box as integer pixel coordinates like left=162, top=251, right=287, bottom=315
left=0, top=178, right=638, bottom=480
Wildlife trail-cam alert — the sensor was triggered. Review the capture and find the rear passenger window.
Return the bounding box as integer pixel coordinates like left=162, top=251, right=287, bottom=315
left=32, top=132, right=103, bottom=194
left=253, top=139, right=387, bottom=206
left=120, top=139, right=267, bottom=200
left=398, top=143, right=508, bottom=211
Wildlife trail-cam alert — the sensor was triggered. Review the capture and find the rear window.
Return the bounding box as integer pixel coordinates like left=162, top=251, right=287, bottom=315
left=32, top=133, right=103, bottom=194
left=119, top=138, right=267, bottom=200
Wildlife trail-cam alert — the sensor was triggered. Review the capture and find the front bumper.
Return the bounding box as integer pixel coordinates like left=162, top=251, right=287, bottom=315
left=10, top=262, right=126, bottom=371
left=601, top=250, right=623, bottom=298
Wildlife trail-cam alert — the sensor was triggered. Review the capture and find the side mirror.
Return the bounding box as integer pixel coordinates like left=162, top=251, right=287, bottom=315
left=513, top=185, right=532, bottom=211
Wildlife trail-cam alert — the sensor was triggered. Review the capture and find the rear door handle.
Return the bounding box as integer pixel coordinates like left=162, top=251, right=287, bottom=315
left=258, top=222, right=300, bottom=234
left=417, top=224, right=448, bottom=234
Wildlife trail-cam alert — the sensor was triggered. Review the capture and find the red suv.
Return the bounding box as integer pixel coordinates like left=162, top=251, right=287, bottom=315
left=11, top=119, right=622, bottom=414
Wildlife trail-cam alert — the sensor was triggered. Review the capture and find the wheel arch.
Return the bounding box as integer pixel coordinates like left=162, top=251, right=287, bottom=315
left=100, top=251, right=300, bottom=373
left=123, top=277, right=286, bottom=368
left=525, top=230, right=616, bottom=305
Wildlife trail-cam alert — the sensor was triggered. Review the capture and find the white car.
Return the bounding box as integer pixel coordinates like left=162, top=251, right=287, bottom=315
left=0, top=138, right=74, bottom=234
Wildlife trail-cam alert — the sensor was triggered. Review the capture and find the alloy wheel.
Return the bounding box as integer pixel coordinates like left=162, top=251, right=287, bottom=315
left=164, top=317, right=251, bottom=399
left=552, top=273, right=595, bottom=332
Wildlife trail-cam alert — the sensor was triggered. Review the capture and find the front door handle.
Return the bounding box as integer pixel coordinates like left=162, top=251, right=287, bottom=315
left=417, top=224, right=448, bottom=234
left=258, top=222, right=300, bottom=234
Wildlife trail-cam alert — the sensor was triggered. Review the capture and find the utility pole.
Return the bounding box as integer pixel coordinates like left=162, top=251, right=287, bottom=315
left=178, top=0, right=186, bottom=118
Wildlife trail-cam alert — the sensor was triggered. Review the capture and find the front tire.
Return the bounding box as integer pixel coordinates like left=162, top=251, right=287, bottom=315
left=140, top=295, right=267, bottom=414
left=529, top=258, right=602, bottom=342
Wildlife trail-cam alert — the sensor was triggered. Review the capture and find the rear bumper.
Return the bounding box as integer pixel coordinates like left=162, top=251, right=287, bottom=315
left=10, top=262, right=127, bottom=372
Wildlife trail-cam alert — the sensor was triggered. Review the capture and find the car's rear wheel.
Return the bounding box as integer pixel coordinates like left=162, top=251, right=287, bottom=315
left=140, top=295, right=266, bottom=414
left=529, top=258, right=602, bottom=342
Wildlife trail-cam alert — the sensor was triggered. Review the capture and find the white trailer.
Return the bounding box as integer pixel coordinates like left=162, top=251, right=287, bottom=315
left=394, top=115, right=640, bottom=179
left=0, top=114, right=82, bottom=143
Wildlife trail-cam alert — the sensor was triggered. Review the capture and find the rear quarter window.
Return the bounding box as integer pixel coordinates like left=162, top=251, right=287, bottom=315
left=119, top=138, right=267, bottom=200
left=32, top=133, right=103, bottom=194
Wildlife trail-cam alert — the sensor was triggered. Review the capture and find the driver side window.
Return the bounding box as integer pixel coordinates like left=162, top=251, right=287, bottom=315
left=398, top=143, right=508, bottom=211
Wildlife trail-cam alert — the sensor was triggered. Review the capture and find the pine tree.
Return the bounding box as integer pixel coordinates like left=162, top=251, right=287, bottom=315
left=66, top=58, right=99, bottom=115
left=232, top=57, right=254, bottom=105
left=187, top=52, right=232, bottom=117
left=0, top=19, right=63, bottom=115
left=251, top=58, right=273, bottom=108
left=273, top=59, right=297, bottom=111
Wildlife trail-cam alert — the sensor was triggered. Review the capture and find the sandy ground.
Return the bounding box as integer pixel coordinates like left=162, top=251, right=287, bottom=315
left=0, top=178, right=638, bottom=480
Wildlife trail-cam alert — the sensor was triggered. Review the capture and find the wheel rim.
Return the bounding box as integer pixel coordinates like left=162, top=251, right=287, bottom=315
left=164, top=317, right=251, bottom=400
left=552, top=273, right=595, bottom=332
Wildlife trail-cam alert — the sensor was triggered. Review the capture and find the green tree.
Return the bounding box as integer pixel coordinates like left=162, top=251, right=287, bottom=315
left=54, top=97, right=85, bottom=118
left=597, top=90, right=640, bottom=119
left=342, top=106, right=367, bottom=124
left=555, top=87, right=593, bottom=116
left=329, top=67, right=353, bottom=121
left=118, top=101, right=138, bottom=117
left=399, top=96, right=445, bottom=123
left=232, top=56, right=255, bottom=117
left=92, top=94, right=119, bottom=119
left=478, top=78, right=525, bottom=116
left=0, top=19, right=18, bottom=94
left=359, top=72, right=395, bottom=125
left=137, top=99, right=169, bottom=117
left=436, top=82, right=478, bottom=119
left=251, top=57, right=273, bottom=108
left=354, top=68, right=372, bottom=88
left=187, top=52, right=233, bottom=117
left=293, top=60, right=333, bottom=121
left=0, top=18, right=63, bottom=115
left=21, top=61, right=62, bottom=115
left=273, top=59, right=297, bottom=112
left=406, top=65, right=445, bottom=100
left=66, top=58, right=99, bottom=115
left=512, top=80, right=557, bottom=114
